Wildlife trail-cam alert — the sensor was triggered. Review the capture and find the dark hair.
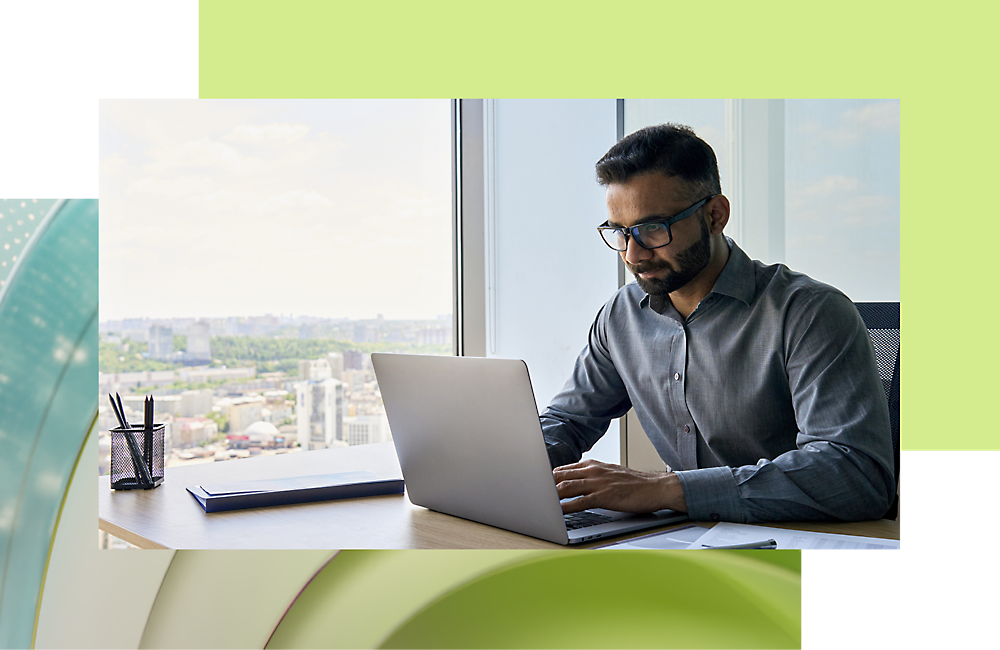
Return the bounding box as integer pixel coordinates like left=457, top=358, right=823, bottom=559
left=595, top=123, right=721, bottom=200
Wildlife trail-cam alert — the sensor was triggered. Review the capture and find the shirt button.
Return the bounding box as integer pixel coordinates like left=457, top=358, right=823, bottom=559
left=710, top=513, right=721, bottom=522
left=683, top=425, right=690, bottom=433
left=674, top=372, right=681, bottom=381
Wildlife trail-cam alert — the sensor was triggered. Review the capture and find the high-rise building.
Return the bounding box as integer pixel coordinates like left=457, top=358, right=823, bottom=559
left=343, top=349, right=364, bottom=370
left=327, top=352, right=344, bottom=379
left=298, top=358, right=332, bottom=381
left=148, top=325, right=173, bottom=359
left=186, top=319, right=211, bottom=362
left=343, top=411, right=391, bottom=446
left=296, top=378, right=344, bottom=450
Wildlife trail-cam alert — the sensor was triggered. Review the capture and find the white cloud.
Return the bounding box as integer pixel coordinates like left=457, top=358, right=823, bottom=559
left=256, top=190, right=334, bottom=213
left=100, top=152, right=130, bottom=174
left=787, top=175, right=897, bottom=227
left=844, top=101, right=899, bottom=131
left=226, top=123, right=310, bottom=144
left=124, top=174, right=214, bottom=196
left=393, top=194, right=449, bottom=220
left=793, top=175, right=862, bottom=200
left=808, top=101, right=900, bottom=146
left=361, top=235, right=417, bottom=249
left=146, top=137, right=254, bottom=173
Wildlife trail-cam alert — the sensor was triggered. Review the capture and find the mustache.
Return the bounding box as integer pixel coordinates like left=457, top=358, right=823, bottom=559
left=627, top=261, right=673, bottom=275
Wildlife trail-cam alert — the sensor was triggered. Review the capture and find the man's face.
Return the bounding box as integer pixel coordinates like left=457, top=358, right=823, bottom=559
left=605, top=172, right=713, bottom=296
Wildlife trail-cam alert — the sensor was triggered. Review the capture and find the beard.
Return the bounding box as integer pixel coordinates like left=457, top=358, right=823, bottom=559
left=628, top=215, right=712, bottom=296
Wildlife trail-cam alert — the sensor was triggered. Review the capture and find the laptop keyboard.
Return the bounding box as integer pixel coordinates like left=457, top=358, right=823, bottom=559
left=563, top=511, right=615, bottom=531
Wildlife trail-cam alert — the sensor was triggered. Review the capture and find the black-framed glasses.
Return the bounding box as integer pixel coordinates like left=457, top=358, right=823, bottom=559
left=597, top=195, right=715, bottom=251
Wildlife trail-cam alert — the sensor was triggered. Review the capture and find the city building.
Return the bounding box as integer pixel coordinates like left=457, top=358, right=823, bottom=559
left=172, top=417, right=219, bottom=448
left=327, top=352, right=344, bottom=379
left=177, top=366, right=256, bottom=384
left=341, top=369, right=367, bottom=394
left=226, top=396, right=264, bottom=435
left=186, top=319, right=211, bottom=363
left=296, top=378, right=344, bottom=450
left=180, top=389, right=214, bottom=417
left=245, top=421, right=280, bottom=448
left=416, top=326, right=452, bottom=346
left=343, top=412, right=391, bottom=446
left=298, top=358, right=332, bottom=381
left=343, top=349, right=364, bottom=370
left=148, top=324, right=173, bottom=359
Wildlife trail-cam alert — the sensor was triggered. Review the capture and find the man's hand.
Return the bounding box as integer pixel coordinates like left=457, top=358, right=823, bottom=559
left=553, top=459, right=688, bottom=514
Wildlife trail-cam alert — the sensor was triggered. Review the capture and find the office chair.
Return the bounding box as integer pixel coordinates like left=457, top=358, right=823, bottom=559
left=854, top=302, right=900, bottom=521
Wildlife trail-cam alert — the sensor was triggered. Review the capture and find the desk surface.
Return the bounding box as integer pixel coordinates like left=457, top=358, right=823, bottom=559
left=99, top=442, right=900, bottom=549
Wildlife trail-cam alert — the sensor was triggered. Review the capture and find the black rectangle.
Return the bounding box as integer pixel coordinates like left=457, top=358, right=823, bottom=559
left=185, top=471, right=404, bottom=513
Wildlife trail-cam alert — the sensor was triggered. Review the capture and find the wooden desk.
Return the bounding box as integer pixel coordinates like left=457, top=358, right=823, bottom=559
left=99, top=442, right=900, bottom=549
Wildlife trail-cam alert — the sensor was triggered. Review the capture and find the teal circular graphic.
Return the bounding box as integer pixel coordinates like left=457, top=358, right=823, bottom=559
left=0, top=199, right=98, bottom=648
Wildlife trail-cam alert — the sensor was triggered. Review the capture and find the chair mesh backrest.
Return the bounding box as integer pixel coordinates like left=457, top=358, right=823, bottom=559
left=854, top=302, right=900, bottom=519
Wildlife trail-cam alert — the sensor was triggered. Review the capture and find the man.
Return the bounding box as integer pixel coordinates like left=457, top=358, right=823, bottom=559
left=541, top=124, right=895, bottom=523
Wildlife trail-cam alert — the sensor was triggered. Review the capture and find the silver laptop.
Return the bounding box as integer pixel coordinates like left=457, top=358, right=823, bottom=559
left=371, top=353, right=687, bottom=545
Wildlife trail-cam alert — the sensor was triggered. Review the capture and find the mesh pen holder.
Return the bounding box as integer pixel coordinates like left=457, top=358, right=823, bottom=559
left=110, top=425, right=164, bottom=489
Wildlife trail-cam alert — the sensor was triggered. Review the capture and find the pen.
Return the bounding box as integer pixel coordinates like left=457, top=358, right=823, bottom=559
left=123, top=425, right=153, bottom=487
left=116, top=392, right=130, bottom=428
left=702, top=539, right=778, bottom=550
left=109, top=394, right=127, bottom=429
left=144, top=395, right=153, bottom=480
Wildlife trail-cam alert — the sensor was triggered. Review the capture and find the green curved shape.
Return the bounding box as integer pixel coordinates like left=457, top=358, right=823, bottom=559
left=266, top=549, right=798, bottom=649
left=380, top=551, right=800, bottom=649
left=0, top=199, right=98, bottom=648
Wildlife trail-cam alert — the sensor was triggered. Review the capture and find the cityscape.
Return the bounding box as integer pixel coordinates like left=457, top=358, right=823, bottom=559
left=97, top=313, right=452, bottom=548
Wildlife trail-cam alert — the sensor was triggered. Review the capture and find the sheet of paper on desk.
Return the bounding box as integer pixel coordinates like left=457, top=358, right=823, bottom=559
left=200, top=471, right=381, bottom=496
left=690, top=523, right=900, bottom=550
left=596, top=525, right=712, bottom=549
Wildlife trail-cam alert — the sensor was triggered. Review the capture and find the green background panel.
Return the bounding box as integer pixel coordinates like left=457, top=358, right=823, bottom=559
left=200, top=0, right=1000, bottom=450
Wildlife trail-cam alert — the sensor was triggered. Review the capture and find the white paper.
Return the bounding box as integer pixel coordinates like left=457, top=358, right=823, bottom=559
left=597, top=524, right=712, bottom=549
left=690, top=523, right=900, bottom=550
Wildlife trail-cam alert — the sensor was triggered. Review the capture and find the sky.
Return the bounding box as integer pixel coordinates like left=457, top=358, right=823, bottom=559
left=99, top=99, right=452, bottom=322
left=97, top=99, right=898, bottom=323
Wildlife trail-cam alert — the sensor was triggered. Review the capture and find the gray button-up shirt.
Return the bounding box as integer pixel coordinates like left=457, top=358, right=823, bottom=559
left=540, top=240, right=895, bottom=523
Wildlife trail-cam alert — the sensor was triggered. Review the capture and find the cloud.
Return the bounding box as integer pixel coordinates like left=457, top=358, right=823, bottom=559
left=793, top=175, right=862, bottom=200
left=226, top=123, right=310, bottom=144
left=844, top=102, right=899, bottom=131
left=256, top=190, right=334, bottom=212
left=787, top=175, right=897, bottom=226
left=806, top=101, right=900, bottom=146
left=124, top=174, right=214, bottom=196
left=361, top=235, right=417, bottom=249
left=392, top=194, right=449, bottom=220
left=145, top=137, right=255, bottom=174
left=100, top=152, right=130, bottom=174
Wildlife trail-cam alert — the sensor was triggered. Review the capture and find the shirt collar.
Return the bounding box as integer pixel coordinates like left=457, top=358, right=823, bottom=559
left=708, top=238, right=755, bottom=306
left=638, top=237, right=755, bottom=311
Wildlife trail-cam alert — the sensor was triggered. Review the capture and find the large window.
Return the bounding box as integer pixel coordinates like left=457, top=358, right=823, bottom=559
left=620, top=99, right=899, bottom=470
left=98, top=100, right=452, bottom=473
left=623, top=99, right=899, bottom=302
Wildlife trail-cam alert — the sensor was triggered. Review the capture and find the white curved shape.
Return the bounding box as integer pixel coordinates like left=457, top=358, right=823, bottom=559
left=35, top=423, right=175, bottom=649
left=139, top=549, right=335, bottom=649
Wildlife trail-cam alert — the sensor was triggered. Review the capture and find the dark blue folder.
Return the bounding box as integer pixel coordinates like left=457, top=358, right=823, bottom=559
left=186, top=471, right=404, bottom=513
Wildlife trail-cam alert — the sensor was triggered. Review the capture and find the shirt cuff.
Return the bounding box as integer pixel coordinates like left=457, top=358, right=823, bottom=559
left=543, top=436, right=581, bottom=469
left=674, top=467, right=745, bottom=523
